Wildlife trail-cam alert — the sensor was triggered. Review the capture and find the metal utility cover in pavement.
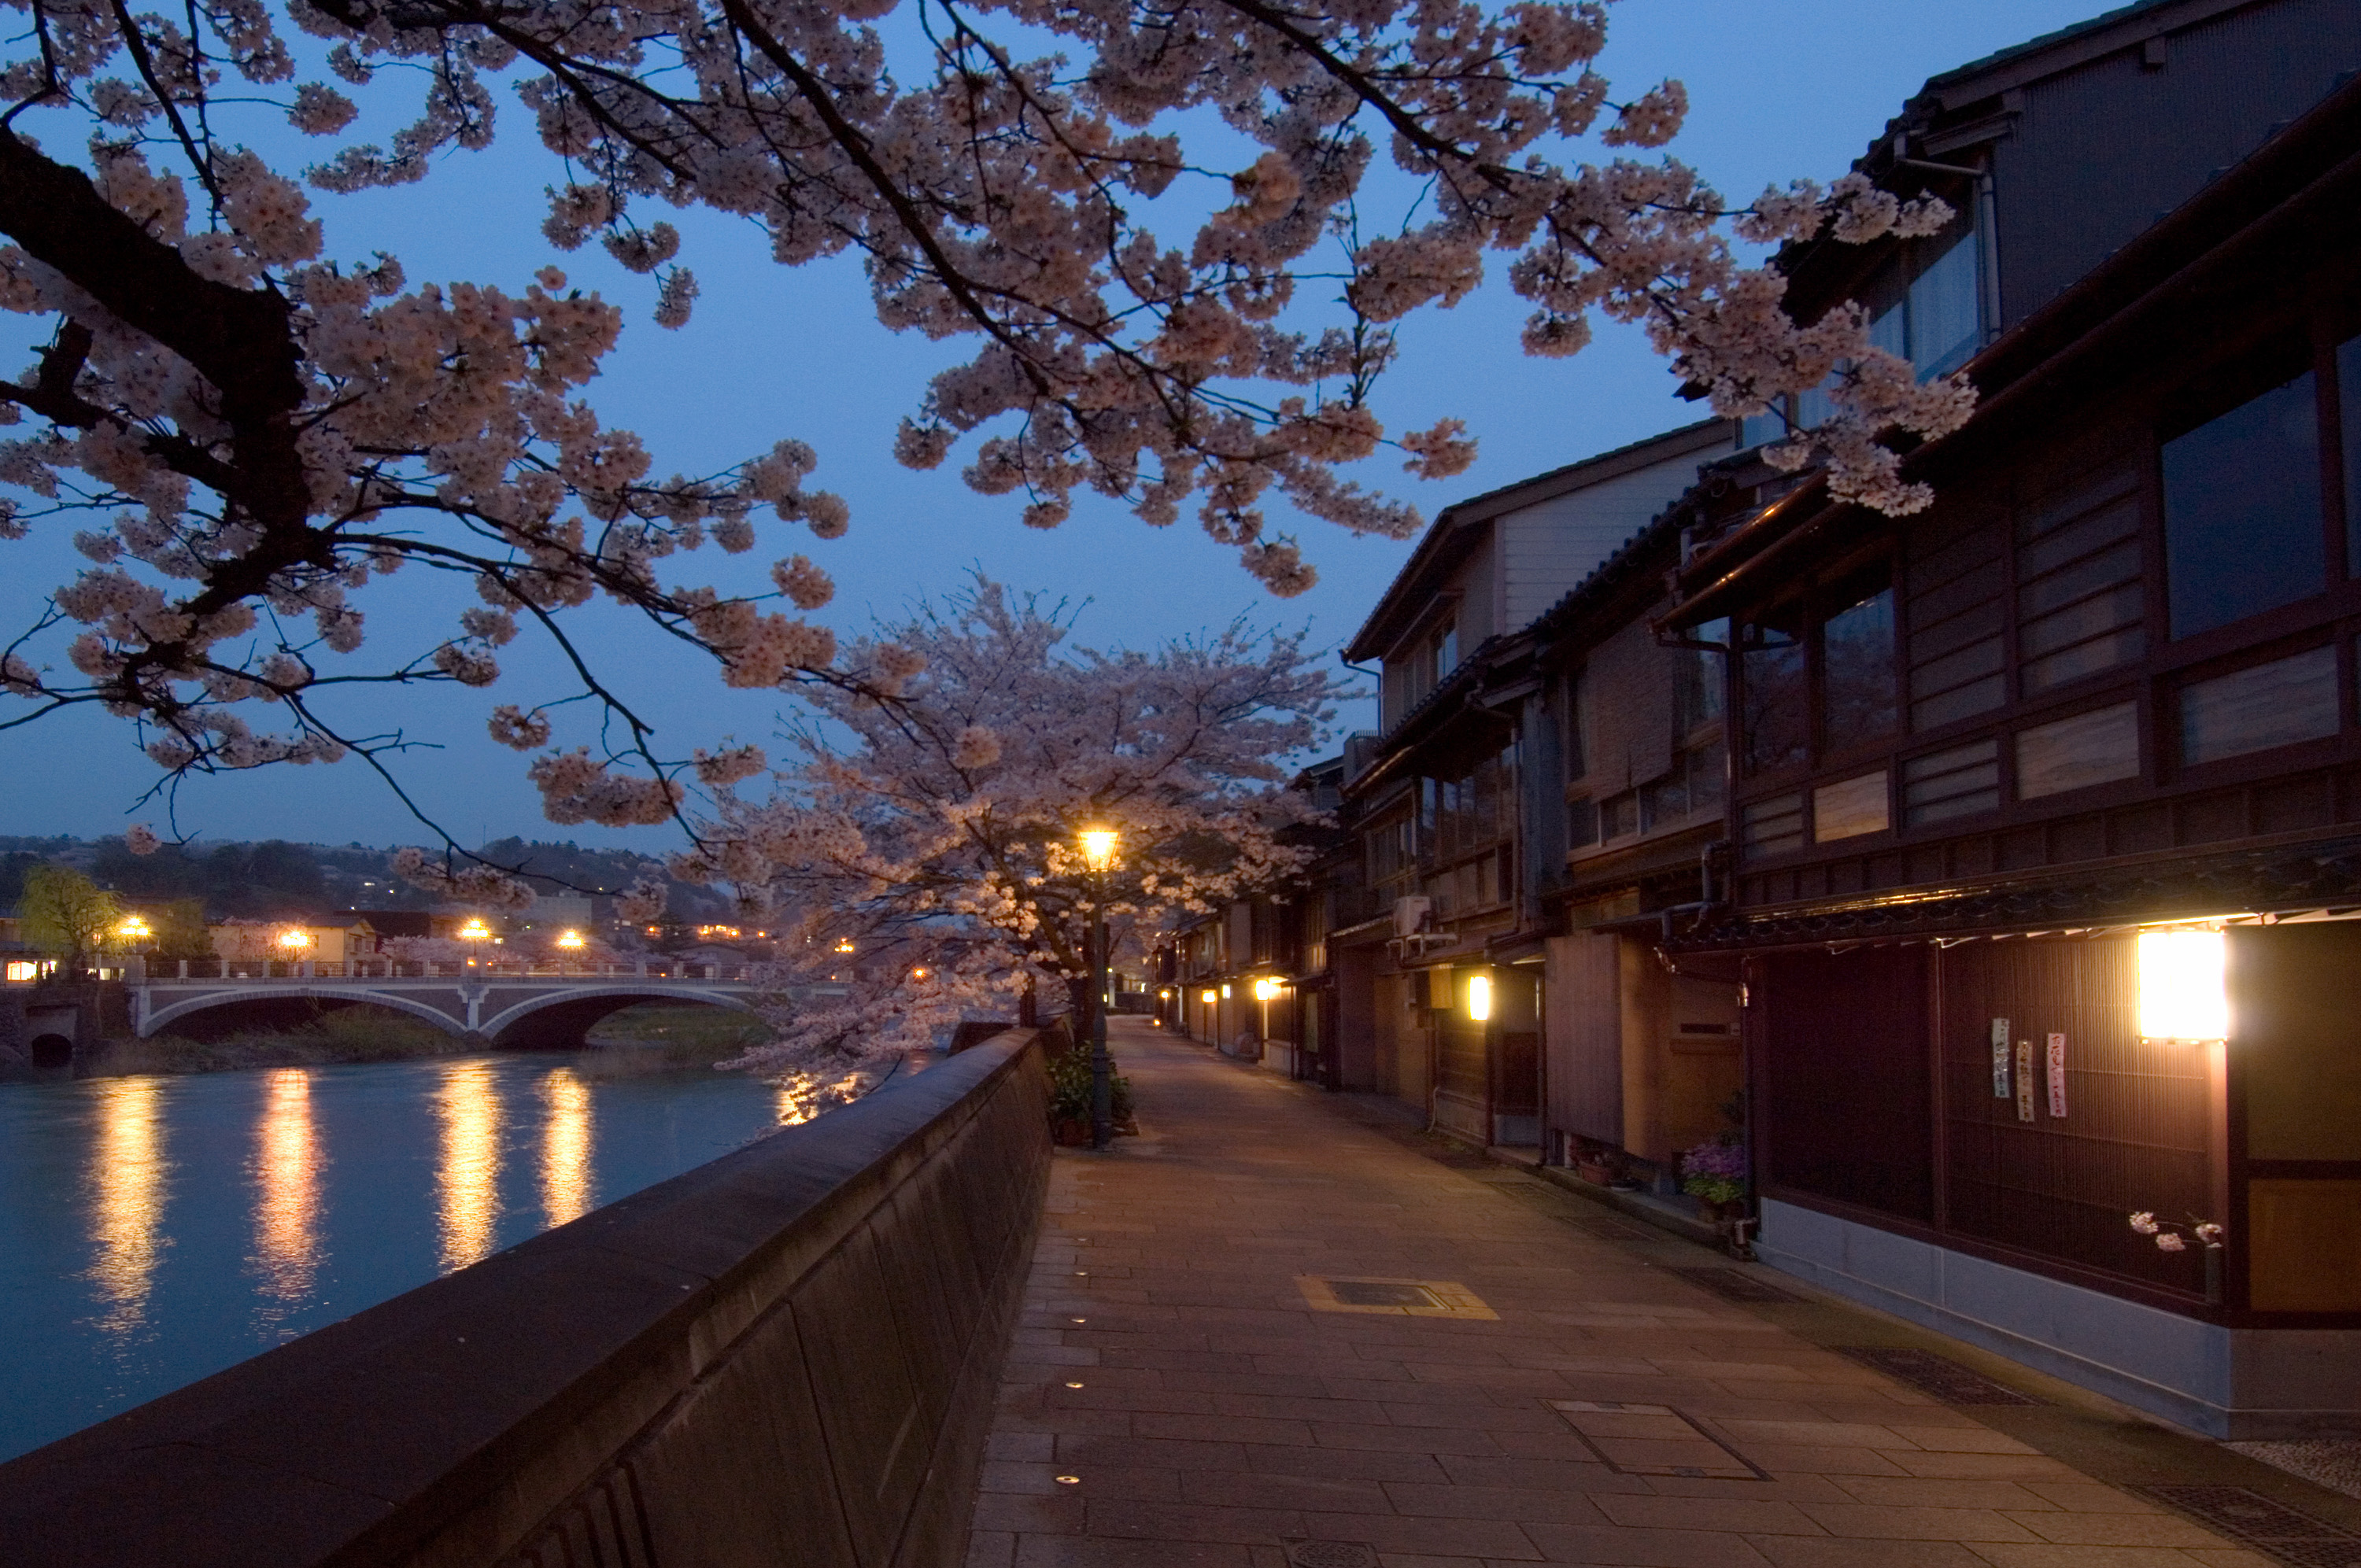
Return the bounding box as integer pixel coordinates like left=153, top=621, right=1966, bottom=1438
left=1295, top=1276, right=1498, bottom=1319
left=1548, top=1399, right=1769, bottom=1480
left=1280, top=1540, right=1382, bottom=1568
left=2141, top=1485, right=2361, bottom=1568
left=1669, top=1266, right=1803, bottom=1304
left=1834, top=1346, right=2044, bottom=1406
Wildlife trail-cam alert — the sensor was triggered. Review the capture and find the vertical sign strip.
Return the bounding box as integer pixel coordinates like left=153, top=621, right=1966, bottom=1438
left=2046, top=1033, right=2067, bottom=1118
left=1990, top=1018, right=2011, bottom=1098
left=2014, top=1040, right=2036, bottom=1123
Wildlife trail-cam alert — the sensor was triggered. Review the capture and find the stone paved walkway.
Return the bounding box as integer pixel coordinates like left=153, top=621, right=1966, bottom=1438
left=966, top=1020, right=2320, bottom=1568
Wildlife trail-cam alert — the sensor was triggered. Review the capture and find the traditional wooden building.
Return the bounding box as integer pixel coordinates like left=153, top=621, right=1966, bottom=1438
left=1328, top=420, right=1742, bottom=1140
left=1658, top=2, right=2361, bottom=1437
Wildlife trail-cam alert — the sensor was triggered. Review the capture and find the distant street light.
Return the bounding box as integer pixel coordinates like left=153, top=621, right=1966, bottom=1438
left=1078, top=824, right=1119, bottom=1150
left=276, top=928, right=311, bottom=950
left=458, top=917, right=492, bottom=942
left=556, top=930, right=586, bottom=950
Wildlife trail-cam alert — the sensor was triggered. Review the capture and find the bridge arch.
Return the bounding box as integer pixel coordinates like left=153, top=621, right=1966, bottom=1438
left=481, top=987, right=761, bottom=1050
left=139, top=987, right=468, bottom=1040
left=28, top=1032, right=73, bottom=1071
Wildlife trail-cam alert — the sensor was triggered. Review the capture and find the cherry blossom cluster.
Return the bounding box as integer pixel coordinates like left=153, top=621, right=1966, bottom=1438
left=2129, top=1212, right=2226, bottom=1253
left=663, top=579, right=1334, bottom=1081
left=0, top=0, right=1986, bottom=862
left=0, top=97, right=856, bottom=847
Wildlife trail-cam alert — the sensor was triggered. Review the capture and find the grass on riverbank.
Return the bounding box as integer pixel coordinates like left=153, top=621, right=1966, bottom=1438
left=97, top=1010, right=469, bottom=1075
left=576, top=1004, right=775, bottom=1078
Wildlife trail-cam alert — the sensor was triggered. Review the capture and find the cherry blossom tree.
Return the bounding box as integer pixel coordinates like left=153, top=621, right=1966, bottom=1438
left=0, top=0, right=1971, bottom=881
left=690, top=577, right=1329, bottom=1081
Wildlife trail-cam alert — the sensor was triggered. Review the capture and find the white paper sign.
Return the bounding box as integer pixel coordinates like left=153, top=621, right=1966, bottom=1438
left=2047, top=1033, right=2067, bottom=1119
left=2015, top=1040, right=2036, bottom=1123
left=1991, top=1017, right=2011, bottom=1098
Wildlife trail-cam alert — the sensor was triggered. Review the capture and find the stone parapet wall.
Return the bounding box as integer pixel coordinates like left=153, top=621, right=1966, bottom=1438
left=0, top=1031, right=1050, bottom=1568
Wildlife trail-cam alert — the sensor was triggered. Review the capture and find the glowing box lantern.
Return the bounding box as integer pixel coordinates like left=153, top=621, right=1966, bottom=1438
left=1466, top=974, right=1492, bottom=1021
left=2137, top=929, right=2228, bottom=1042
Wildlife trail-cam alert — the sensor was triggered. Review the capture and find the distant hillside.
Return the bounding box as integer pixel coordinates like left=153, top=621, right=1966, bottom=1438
left=0, top=835, right=729, bottom=921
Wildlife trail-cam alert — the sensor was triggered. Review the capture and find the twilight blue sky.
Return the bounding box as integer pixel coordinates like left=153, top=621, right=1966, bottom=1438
left=0, top=0, right=2101, bottom=850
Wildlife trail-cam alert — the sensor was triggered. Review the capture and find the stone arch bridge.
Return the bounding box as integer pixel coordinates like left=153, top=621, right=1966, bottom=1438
left=128, top=959, right=784, bottom=1050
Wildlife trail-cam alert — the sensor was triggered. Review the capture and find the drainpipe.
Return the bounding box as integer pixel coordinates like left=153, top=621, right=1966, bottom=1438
left=1655, top=839, right=1731, bottom=946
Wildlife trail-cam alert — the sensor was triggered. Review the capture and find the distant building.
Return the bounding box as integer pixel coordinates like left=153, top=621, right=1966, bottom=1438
left=208, top=916, right=379, bottom=965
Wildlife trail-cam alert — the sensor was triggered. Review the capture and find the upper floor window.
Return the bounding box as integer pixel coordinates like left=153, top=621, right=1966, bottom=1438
left=1739, top=564, right=1899, bottom=778
left=1386, top=611, right=1461, bottom=727
left=2162, top=363, right=2324, bottom=640
left=1740, top=609, right=1809, bottom=776
left=1822, top=568, right=1897, bottom=741
left=1764, top=201, right=1987, bottom=443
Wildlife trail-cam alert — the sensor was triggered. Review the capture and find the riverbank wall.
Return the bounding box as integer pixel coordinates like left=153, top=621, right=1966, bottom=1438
left=0, top=1028, right=1050, bottom=1568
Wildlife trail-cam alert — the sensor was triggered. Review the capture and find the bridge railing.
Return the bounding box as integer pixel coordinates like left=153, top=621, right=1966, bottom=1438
left=138, top=957, right=770, bottom=983
left=0, top=1030, right=1050, bottom=1568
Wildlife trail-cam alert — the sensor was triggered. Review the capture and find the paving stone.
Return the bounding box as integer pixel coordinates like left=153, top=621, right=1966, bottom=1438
left=963, top=1024, right=2255, bottom=1568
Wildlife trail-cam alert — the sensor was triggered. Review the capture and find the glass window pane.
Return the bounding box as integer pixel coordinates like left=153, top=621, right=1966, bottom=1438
left=2163, top=372, right=2325, bottom=638
left=1742, top=622, right=1808, bottom=775
left=1740, top=794, right=1804, bottom=860
left=1909, top=233, right=1981, bottom=377
left=2341, top=334, right=2361, bottom=577
left=1869, top=301, right=1907, bottom=360
left=2180, top=646, right=2339, bottom=767
left=1822, top=582, right=1897, bottom=742
left=2017, top=703, right=2140, bottom=799
left=1813, top=772, right=1890, bottom=842
left=1902, top=739, right=2000, bottom=826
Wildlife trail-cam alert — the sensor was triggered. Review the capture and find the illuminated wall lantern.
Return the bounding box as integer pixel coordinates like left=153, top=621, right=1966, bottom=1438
left=2137, top=928, right=2228, bottom=1042
left=1465, top=973, right=1493, bottom=1022
left=1220, top=983, right=1232, bottom=999
left=1252, top=977, right=1280, bottom=1002
left=1201, top=988, right=1217, bottom=1005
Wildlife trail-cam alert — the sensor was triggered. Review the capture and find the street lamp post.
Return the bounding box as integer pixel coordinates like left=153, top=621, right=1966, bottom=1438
left=1078, top=825, right=1120, bottom=1151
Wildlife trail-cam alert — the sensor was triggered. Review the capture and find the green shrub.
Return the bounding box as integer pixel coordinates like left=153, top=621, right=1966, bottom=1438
left=1046, top=1047, right=1132, bottom=1124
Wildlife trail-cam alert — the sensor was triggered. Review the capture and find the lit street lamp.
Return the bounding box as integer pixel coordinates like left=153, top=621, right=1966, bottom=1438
left=1078, top=825, right=1120, bottom=1150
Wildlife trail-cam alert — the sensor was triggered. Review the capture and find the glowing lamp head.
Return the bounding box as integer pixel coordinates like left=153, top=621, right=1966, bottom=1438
left=833, top=939, right=855, bottom=954
left=118, top=916, right=152, bottom=939
left=1466, top=974, right=1493, bottom=1022
left=2138, top=929, right=2228, bottom=1042
left=459, top=917, right=492, bottom=942
left=1078, top=825, right=1119, bottom=871
left=1201, top=988, right=1217, bottom=1005
left=912, top=966, right=929, bottom=980
left=1252, top=977, right=1280, bottom=1002
left=276, top=927, right=312, bottom=950
left=556, top=929, right=586, bottom=950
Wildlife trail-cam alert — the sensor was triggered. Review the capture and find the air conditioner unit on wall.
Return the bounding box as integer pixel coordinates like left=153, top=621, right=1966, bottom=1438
left=1392, top=895, right=1432, bottom=938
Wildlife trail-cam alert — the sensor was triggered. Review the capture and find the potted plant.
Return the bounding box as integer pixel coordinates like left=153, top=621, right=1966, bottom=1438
left=1574, top=1140, right=1621, bottom=1187
left=1679, top=1138, right=1747, bottom=1223
left=1047, top=1048, right=1136, bottom=1144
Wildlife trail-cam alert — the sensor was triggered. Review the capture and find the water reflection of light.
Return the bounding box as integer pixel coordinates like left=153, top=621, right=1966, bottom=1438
left=541, top=1069, right=594, bottom=1227
left=87, top=1077, right=169, bottom=1339
left=777, top=1077, right=815, bottom=1127
left=249, top=1070, right=321, bottom=1319
left=436, top=1061, right=503, bottom=1272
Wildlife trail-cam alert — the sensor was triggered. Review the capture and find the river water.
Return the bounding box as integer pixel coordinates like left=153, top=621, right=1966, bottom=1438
left=0, top=1053, right=799, bottom=1463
